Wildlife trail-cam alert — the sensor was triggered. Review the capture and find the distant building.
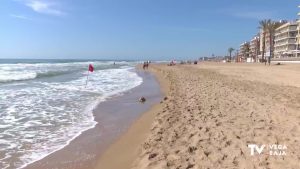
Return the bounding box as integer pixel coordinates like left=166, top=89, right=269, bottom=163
left=250, top=35, right=260, bottom=62
left=272, top=5, right=300, bottom=60
left=297, top=5, right=300, bottom=57
left=233, top=5, right=300, bottom=62
left=259, top=20, right=287, bottom=60
left=274, top=21, right=298, bottom=58
left=238, top=42, right=250, bottom=62
left=206, top=56, right=225, bottom=62
left=200, top=57, right=209, bottom=61
left=259, top=29, right=271, bottom=59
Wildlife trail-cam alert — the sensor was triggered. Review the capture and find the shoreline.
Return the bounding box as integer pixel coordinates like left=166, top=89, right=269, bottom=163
left=24, top=68, right=162, bottom=169
left=93, top=65, right=169, bottom=169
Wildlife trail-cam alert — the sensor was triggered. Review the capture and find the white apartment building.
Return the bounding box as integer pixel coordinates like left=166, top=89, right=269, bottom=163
left=274, top=22, right=298, bottom=58
left=250, top=35, right=260, bottom=62
left=238, top=42, right=250, bottom=62
left=259, top=29, right=271, bottom=60
left=297, top=6, right=300, bottom=57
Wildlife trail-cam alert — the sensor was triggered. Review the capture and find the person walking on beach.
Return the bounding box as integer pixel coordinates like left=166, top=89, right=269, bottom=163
left=143, top=61, right=149, bottom=70
left=143, top=62, right=146, bottom=69
left=264, top=58, right=267, bottom=66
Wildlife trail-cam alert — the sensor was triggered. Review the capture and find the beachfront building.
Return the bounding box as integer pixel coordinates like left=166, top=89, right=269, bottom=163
left=237, top=44, right=243, bottom=62
left=238, top=42, right=250, bottom=62
left=258, top=20, right=287, bottom=61
left=250, top=35, right=260, bottom=62
left=274, top=22, right=298, bottom=58
left=258, top=29, right=271, bottom=61
left=297, top=6, right=300, bottom=57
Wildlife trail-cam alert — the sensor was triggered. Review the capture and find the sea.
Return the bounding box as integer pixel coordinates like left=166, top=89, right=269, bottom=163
left=0, top=59, right=143, bottom=169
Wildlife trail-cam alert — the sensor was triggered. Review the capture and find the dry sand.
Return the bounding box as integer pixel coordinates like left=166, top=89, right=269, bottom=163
left=98, top=63, right=300, bottom=169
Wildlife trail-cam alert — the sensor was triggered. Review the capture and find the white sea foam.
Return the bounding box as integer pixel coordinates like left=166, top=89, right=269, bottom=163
left=0, top=71, right=37, bottom=82
left=0, top=61, right=142, bottom=169
left=0, top=61, right=128, bottom=83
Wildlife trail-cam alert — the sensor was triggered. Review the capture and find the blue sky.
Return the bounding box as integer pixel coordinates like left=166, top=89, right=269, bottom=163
left=0, top=0, right=299, bottom=60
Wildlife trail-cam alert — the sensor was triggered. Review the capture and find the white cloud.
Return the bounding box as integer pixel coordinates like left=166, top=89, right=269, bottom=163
left=16, top=0, right=66, bottom=16
left=10, top=14, right=32, bottom=20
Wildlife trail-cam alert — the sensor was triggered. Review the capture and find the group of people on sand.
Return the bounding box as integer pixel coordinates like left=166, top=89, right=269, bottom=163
left=143, top=61, right=150, bottom=69
left=167, top=60, right=176, bottom=66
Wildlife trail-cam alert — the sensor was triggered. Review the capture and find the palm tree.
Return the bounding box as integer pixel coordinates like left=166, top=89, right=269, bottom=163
left=266, top=21, right=285, bottom=65
left=228, top=47, right=235, bottom=62
left=259, top=19, right=271, bottom=63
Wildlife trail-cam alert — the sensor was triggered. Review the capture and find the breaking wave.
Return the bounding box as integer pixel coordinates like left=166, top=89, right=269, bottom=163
left=0, top=60, right=142, bottom=169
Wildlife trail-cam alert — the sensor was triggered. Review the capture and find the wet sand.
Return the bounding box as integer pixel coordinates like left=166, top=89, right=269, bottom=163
left=24, top=69, right=162, bottom=169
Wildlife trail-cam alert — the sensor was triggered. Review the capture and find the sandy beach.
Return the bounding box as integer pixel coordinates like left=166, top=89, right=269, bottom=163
left=3, top=1, right=300, bottom=169
left=97, top=62, right=300, bottom=169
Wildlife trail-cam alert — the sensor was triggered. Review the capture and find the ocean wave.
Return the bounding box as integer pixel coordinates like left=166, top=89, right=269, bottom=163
left=0, top=61, right=127, bottom=83
left=0, top=64, right=143, bottom=169
left=0, top=71, right=37, bottom=83
left=36, top=70, right=75, bottom=79
left=0, top=70, right=74, bottom=83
